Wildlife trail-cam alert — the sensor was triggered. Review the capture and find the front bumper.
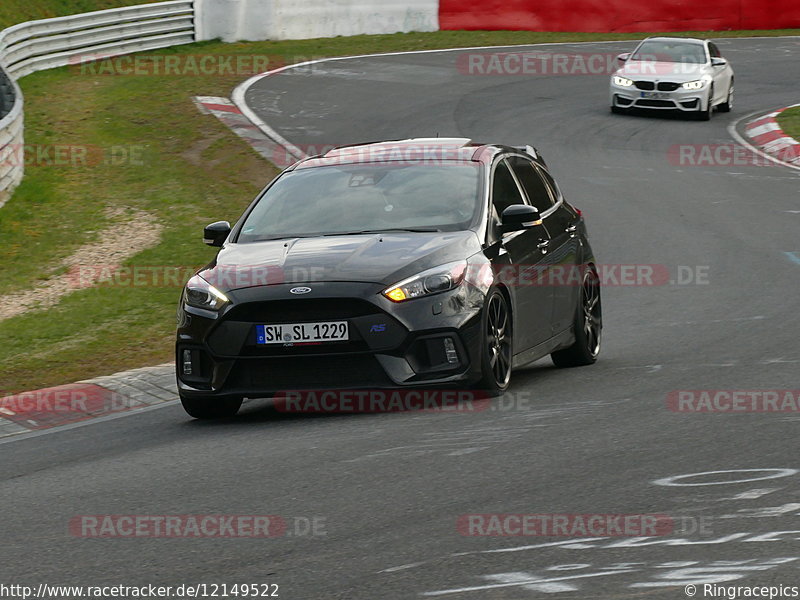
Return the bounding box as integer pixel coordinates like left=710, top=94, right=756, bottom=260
left=176, top=281, right=487, bottom=399
left=610, top=82, right=707, bottom=112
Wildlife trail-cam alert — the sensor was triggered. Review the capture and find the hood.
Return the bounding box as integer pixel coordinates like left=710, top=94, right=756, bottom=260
left=615, top=61, right=709, bottom=82
left=199, top=231, right=482, bottom=292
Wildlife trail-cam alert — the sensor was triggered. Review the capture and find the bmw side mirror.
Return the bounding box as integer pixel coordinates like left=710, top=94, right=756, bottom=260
left=501, top=205, right=542, bottom=233
left=203, top=221, right=231, bottom=247
left=711, top=57, right=726, bottom=67
left=616, top=53, right=630, bottom=63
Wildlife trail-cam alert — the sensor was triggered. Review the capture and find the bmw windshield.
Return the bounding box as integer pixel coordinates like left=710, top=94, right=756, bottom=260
left=630, top=40, right=708, bottom=64
left=237, top=162, right=482, bottom=242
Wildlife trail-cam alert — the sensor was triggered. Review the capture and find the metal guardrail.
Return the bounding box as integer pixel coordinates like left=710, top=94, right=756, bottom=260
left=0, top=69, right=23, bottom=209
left=0, top=0, right=196, bottom=207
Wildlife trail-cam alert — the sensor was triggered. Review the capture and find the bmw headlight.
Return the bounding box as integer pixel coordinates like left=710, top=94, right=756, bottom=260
left=383, top=261, right=467, bottom=302
left=183, top=275, right=230, bottom=311
left=682, top=80, right=705, bottom=90
left=613, top=75, right=634, bottom=87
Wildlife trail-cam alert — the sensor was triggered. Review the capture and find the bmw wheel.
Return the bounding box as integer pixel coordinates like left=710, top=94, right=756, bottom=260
left=719, top=79, right=733, bottom=113
left=697, top=85, right=714, bottom=121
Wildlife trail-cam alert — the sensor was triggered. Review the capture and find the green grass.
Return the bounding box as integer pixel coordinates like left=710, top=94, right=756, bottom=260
left=776, top=106, right=800, bottom=142
left=0, top=0, right=165, bottom=30
left=2, top=28, right=800, bottom=394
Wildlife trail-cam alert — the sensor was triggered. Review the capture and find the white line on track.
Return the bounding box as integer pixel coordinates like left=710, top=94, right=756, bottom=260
left=0, top=399, right=179, bottom=446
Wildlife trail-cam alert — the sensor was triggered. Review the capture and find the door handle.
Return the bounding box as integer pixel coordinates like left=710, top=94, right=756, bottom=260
left=537, top=239, right=550, bottom=253
left=566, top=224, right=578, bottom=237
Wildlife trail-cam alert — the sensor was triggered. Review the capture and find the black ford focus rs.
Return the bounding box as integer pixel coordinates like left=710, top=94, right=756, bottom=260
left=176, top=138, right=601, bottom=418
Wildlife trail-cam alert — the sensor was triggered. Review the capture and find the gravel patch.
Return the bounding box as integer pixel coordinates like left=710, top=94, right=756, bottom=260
left=0, top=207, right=163, bottom=321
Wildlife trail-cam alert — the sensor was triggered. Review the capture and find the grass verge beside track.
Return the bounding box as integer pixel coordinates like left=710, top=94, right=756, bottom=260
left=1, top=29, right=799, bottom=393
left=776, top=106, right=800, bottom=142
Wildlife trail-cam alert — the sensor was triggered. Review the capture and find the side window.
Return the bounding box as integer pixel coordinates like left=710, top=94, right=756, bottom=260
left=708, top=42, right=721, bottom=58
left=508, top=156, right=555, bottom=212
left=535, top=164, right=562, bottom=205
left=491, top=160, right=525, bottom=218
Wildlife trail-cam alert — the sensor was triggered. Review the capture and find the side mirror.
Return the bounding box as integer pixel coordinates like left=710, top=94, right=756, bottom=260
left=711, top=57, right=727, bottom=67
left=203, top=221, right=231, bottom=247
left=500, top=204, right=541, bottom=233
left=616, top=53, right=630, bottom=63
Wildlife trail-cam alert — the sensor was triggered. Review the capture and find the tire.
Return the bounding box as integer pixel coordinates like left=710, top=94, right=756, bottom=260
left=718, top=80, right=733, bottom=113
left=697, top=85, right=714, bottom=121
left=551, top=268, right=602, bottom=368
left=180, top=394, right=243, bottom=419
left=476, top=290, right=513, bottom=393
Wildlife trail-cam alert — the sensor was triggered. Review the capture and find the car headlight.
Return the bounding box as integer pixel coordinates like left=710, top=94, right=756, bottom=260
left=682, top=80, right=705, bottom=90
left=613, top=75, right=634, bottom=87
left=383, top=261, right=467, bottom=302
left=183, top=275, right=230, bottom=311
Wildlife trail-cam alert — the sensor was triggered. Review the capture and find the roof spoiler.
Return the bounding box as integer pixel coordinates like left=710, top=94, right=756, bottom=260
left=513, top=145, right=545, bottom=165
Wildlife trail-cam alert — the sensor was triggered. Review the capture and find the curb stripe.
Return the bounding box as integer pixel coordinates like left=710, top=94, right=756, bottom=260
left=740, top=105, right=800, bottom=171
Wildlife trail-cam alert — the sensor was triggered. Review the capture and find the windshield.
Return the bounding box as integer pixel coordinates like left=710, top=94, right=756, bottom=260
left=630, top=40, right=707, bottom=64
left=237, top=163, right=481, bottom=241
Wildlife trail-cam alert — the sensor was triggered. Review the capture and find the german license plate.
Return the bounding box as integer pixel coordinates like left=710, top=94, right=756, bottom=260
left=641, top=91, right=668, bottom=99
left=256, top=321, right=349, bottom=344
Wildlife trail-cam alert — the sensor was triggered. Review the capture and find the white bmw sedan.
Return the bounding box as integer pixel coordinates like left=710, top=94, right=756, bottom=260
left=609, top=37, right=734, bottom=120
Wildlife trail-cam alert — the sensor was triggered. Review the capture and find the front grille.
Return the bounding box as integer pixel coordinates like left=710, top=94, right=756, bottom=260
left=637, top=99, right=674, bottom=107
left=232, top=354, right=393, bottom=389
left=657, top=82, right=681, bottom=91
left=634, top=81, right=655, bottom=90
left=225, top=298, right=381, bottom=322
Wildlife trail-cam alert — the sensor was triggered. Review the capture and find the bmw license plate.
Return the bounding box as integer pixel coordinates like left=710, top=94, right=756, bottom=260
left=257, top=321, right=349, bottom=344
left=640, top=91, right=668, bottom=99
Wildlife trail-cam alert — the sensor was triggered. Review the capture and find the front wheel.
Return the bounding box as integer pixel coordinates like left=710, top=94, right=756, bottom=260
left=718, top=80, right=733, bottom=113
left=551, top=268, right=602, bottom=367
left=180, top=394, right=243, bottom=419
left=477, top=290, right=513, bottom=393
left=696, top=85, right=714, bottom=121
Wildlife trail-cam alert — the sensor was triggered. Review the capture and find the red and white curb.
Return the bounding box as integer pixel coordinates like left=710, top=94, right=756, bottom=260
left=0, top=364, right=177, bottom=439
left=743, top=105, right=800, bottom=167
left=193, top=96, right=296, bottom=167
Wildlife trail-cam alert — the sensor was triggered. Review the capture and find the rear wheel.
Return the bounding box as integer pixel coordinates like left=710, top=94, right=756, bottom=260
left=718, top=79, right=734, bottom=113
left=551, top=268, right=602, bottom=367
left=477, top=290, right=513, bottom=393
left=180, top=394, right=243, bottom=419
